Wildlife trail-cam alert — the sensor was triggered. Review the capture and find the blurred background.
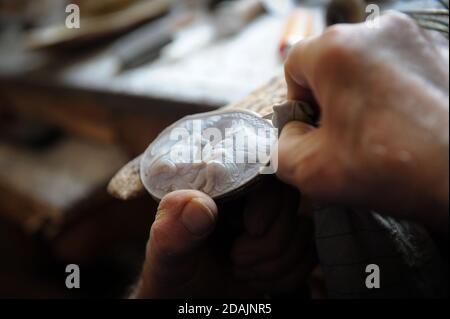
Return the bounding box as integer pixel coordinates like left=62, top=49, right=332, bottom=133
left=0, top=0, right=446, bottom=298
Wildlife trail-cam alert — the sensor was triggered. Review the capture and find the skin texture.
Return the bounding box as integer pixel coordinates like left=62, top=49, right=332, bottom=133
left=131, top=182, right=316, bottom=298
left=279, top=12, right=449, bottom=234
left=132, top=12, right=448, bottom=298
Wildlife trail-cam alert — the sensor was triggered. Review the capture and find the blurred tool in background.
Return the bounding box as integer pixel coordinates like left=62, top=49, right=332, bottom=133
left=214, top=0, right=266, bottom=37
left=23, top=0, right=175, bottom=50
left=161, top=0, right=267, bottom=61
left=110, top=12, right=193, bottom=72
left=110, top=0, right=266, bottom=72
left=278, top=8, right=315, bottom=59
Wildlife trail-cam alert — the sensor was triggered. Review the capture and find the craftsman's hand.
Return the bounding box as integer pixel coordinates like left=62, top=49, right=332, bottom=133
left=130, top=190, right=218, bottom=298
left=230, top=179, right=316, bottom=296
left=130, top=181, right=316, bottom=298
left=279, top=12, right=449, bottom=233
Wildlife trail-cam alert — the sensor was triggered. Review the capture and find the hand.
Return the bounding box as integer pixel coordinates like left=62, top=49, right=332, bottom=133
left=278, top=12, right=449, bottom=233
left=130, top=179, right=316, bottom=298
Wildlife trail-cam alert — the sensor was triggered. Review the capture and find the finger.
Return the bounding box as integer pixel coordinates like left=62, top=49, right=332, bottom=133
left=276, top=121, right=324, bottom=191
left=247, top=241, right=317, bottom=295
left=284, top=36, right=319, bottom=102
left=139, top=190, right=218, bottom=298
left=232, top=185, right=299, bottom=266
left=243, top=178, right=281, bottom=237
left=233, top=220, right=302, bottom=280
left=278, top=121, right=350, bottom=200
left=234, top=214, right=314, bottom=281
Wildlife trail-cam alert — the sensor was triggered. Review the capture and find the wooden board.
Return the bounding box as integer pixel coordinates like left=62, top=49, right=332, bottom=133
left=0, top=137, right=128, bottom=234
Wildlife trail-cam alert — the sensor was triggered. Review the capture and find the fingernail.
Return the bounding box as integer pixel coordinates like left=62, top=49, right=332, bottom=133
left=181, top=198, right=216, bottom=236
left=154, top=209, right=166, bottom=221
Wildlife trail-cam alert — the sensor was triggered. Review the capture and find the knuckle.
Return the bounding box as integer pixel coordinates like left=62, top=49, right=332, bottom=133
left=314, top=27, right=366, bottom=85
left=382, top=11, right=425, bottom=38
left=323, top=38, right=353, bottom=62
left=322, top=24, right=354, bottom=46
left=384, top=11, right=417, bottom=29
left=323, top=24, right=348, bottom=39
left=319, top=26, right=360, bottom=67
left=284, top=41, right=305, bottom=76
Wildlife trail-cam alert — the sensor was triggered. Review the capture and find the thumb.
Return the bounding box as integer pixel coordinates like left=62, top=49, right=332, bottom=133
left=276, top=121, right=322, bottom=190
left=136, top=190, right=218, bottom=298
